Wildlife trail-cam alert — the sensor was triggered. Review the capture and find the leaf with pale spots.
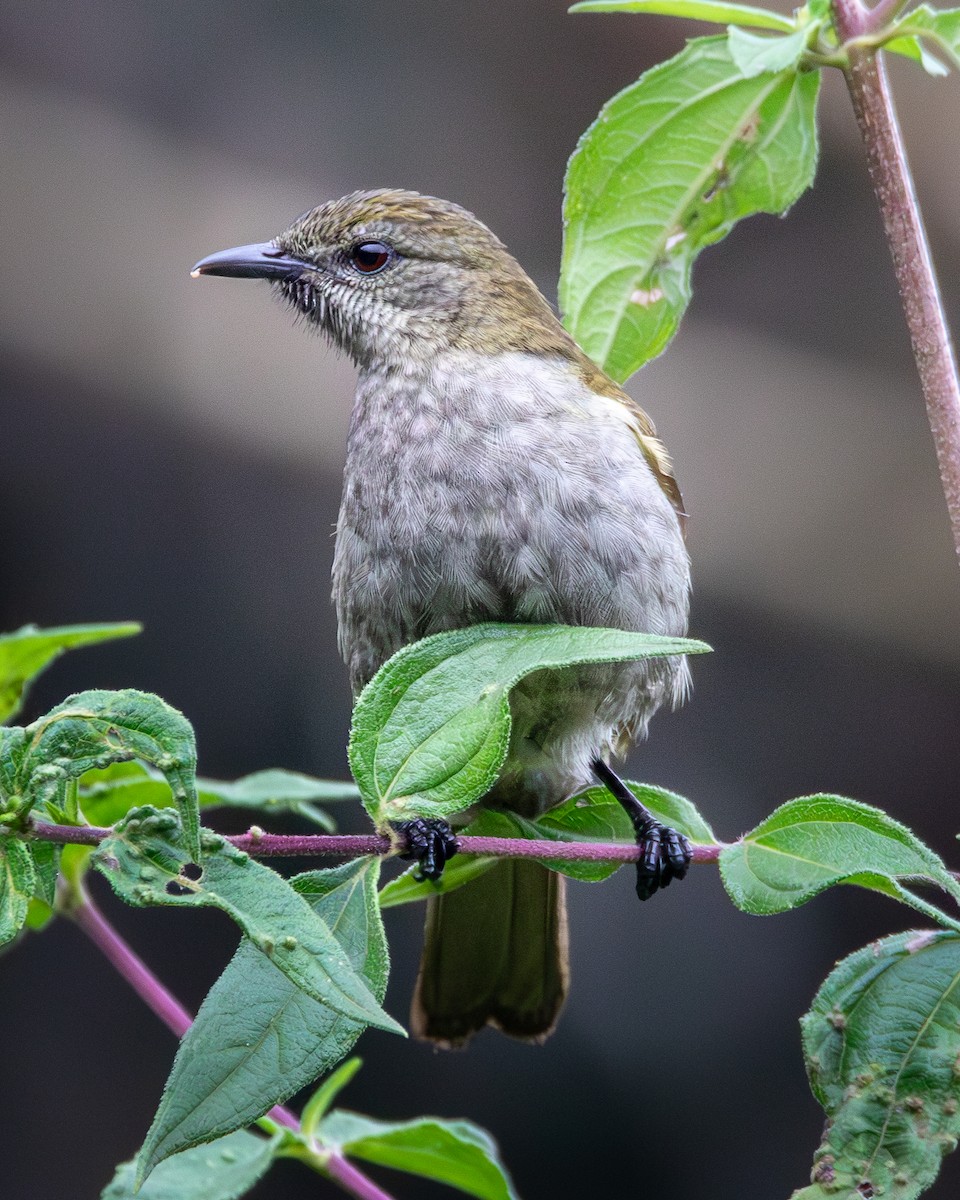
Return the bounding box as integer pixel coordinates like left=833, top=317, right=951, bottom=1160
left=19, top=689, right=201, bottom=858
left=560, top=36, right=819, bottom=380
left=92, top=808, right=403, bottom=1109
left=349, top=623, right=709, bottom=825
left=137, top=858, right=389, bottom=1178
left=793, top=930, right=960, bottom=1200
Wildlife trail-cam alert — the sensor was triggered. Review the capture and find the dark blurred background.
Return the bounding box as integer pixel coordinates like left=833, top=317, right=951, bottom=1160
left=2, top=2, right=960, bottom=1197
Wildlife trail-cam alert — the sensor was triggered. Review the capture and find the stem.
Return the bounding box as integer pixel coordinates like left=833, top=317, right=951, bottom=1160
left=326, top=1154, right=397, bottom=1200
left=31, top=821, right=722, bottom=864
left=833, top=3, right=960, bottom=560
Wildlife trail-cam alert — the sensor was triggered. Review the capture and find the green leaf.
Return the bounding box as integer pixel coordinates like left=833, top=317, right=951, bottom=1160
left=0, top=622, right=140, bottom=725
left=300, top=1057, right=364, bottom=1136
left=719, top=795, right=960, bottom=923
left=887, top=5, right=960, bottom=71
left=0, top=834, right=36, bottom=946
left=349, top=623, right=709, bottom=824
left=196, top=768, right=356, bottom=830
left=104, top=1130, right=279, bottom=1200
left=560, top=36, right=820, bottom=380
left=78, top=763, right=350, bottom=832
left=21, top=689, right=201, bottom=858
left=885, top=33, right=951, bottom=76
left=319, top=1111, right=518, bottom=1200
left=136, top=855, right=391, bottom=1177
left=94, top=809, right=403, bottom=1045
left=27, top=838, right=61, bottom=906
left=524, top=780, right=717, bottom=881
left=727, top=25, right=810, bottom=76
left=570, top=0, right=796, bottom=30
left=794, top=930, right=960, bottom=1200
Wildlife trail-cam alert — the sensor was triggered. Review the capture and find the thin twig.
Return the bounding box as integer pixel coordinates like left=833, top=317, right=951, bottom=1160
left=30, top=821, right=723, bottom=864
left=833, top=0, right=960, bottom=561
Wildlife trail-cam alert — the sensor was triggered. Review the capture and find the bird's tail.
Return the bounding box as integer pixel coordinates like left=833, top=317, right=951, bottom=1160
left=410, top=858, right=569, bottom=1047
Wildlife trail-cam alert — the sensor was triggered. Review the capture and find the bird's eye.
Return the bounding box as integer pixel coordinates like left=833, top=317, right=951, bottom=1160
left=349, top=241, right=393, bottom=274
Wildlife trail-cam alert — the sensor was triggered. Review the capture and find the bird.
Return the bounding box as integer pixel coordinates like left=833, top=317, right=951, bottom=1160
left=191, top=189, right=692, bottom=1047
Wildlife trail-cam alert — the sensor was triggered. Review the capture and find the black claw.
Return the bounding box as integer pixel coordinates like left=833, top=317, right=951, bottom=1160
left=394, top=818, right=459, bottom=882
left=591, top=758, right=692, bottom=902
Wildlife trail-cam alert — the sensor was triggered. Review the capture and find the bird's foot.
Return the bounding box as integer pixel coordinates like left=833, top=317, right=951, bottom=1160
left=591, top=758, right=691, bottom=901
left=393, top=818, right=459, bottom=882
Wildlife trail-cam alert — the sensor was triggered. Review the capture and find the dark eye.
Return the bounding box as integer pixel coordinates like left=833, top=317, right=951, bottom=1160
left=350, top=241, right=393, bottom=274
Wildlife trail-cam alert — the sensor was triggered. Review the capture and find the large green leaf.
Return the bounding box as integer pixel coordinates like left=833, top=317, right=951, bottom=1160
left=570, top=0, right=796, bottom=29
left=104, top=1130, right=279, bottom=1200
left=349, top=624, right=708, bottom=824
left=137, top=858, right=389, bottom=1178
left=93, top=809, right=403, bottom=1044
left=21, top=689, right=201, bottom=858
left=0, top=622, right=140, bottom=725
left=319, top=1111, right=518, bottom=1200
left=719, top=795, right=960, bottom=924
left=794, top=930, right=960, bottom=1200
left=560, top=36, right=820, bottom=380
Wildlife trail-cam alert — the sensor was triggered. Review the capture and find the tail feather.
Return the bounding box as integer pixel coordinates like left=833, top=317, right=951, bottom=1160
left=411, top=859, right=568, bottom=1047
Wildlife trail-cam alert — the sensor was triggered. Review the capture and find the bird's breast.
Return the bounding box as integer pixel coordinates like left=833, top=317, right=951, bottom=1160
left=333, top=351, right=690, bottom=692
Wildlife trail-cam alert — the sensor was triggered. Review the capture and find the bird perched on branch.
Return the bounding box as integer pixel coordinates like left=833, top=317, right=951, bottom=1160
left=192, top=190, right=692, bottom=1047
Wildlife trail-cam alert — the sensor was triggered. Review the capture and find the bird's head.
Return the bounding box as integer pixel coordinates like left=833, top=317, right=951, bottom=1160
left=192, top=189, right=572, bottom=369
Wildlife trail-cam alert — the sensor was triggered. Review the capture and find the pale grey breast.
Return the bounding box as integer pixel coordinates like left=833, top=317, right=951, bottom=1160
left=332, top=350, right=691, bottom=799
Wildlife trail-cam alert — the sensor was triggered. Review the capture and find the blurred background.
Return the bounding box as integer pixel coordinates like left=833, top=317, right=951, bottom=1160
left=2, top=1, right=960, bottom=1196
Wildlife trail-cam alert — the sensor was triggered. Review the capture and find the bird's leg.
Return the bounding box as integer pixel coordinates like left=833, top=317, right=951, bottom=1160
left=393, top=818, right=459, bottom=882
left=591, top=758, right=691, bottom=901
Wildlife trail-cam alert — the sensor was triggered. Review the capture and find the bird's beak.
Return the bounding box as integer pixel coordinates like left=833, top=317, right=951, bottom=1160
left=190, top=242, right=309, bottom=281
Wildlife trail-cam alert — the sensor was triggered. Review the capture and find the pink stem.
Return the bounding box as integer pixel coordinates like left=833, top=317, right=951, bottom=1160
left=34, top=822, right=721, bottom=863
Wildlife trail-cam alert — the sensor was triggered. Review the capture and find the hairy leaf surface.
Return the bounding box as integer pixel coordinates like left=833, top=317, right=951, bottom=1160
left=794, top=931, right=960, bottom=1199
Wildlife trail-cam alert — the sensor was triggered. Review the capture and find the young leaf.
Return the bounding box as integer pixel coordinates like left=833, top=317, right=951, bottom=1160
left=93, top=810, right=403, bottom=1040
left=21, top=689, right=201, bottom=858
left=0, top=622, right=140, bottom=725
left=135, top=858, right=390, bottom=1181
left=349, top=623, right=709, bottom=824
left=319, top=1111, right=518, bottom=1200
left=300, top=1057, right=364, bottom=1136
left=727, top=25, right=810, bottom=77
left=561, top=36, right=820, bottom=380
left=794, top=930, right=960, bottom=1200
left=570, top=0, right=797, bottom=30
left=719, top=795, right=960, bottom=923
left=103, top=1130, right=279, bottom=1200
left=885, top=34, right=951, bottom=76
left=0, top=834, right=36, bottom=946
left=887, top=5, right=960, bottom=71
